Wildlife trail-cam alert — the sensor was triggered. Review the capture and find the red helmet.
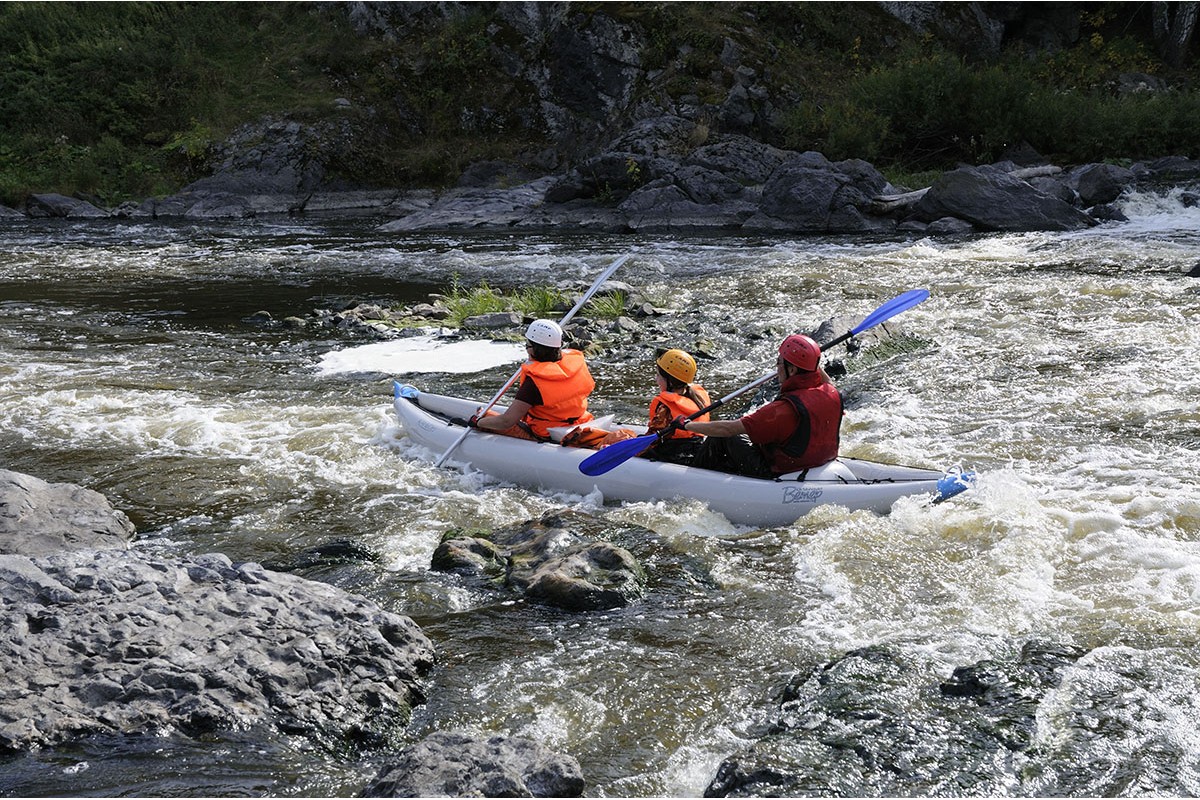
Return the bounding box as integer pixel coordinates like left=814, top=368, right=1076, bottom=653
left=779, top=334, right=821, bottom=371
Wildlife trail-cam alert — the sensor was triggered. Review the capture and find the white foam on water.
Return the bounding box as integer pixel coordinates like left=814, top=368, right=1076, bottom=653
left=316, top=335, right=525, bottom=376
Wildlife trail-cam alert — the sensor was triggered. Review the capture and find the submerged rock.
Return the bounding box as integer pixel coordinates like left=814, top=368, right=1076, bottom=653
left=432, top=510, right=647, bottom=611
left=705, top=641, right=1087, bottom=797
left=360, top=729, right=585, bottom=797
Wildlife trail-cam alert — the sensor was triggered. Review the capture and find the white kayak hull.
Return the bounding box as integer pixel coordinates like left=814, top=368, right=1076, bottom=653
left=392, top=383, right=973, bottom=528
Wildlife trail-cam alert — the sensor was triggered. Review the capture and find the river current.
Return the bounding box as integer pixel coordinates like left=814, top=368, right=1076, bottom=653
left=1, top=192, right=1198, bottom=796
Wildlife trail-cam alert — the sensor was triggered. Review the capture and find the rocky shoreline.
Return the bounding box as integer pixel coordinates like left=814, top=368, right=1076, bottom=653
left=5, top=115, right=1200, bottom=237
left=4, top=463, right=1129, bottom=796
left=0, top=468, right=593, bottom=797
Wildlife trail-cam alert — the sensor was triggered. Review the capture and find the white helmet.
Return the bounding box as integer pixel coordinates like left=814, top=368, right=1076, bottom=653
left=525, top=319, right=563, bottom=348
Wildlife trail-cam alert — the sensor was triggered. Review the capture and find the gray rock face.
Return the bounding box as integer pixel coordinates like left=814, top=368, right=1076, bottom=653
left=0, top=548, right=435, bottom=751
left=686, top=136, right=792, bottom=184
left=747, top=152, right=894, bottom=234
left=361, top=730, right=585, bottom=797
left=1065, top=163, right=1137, bottom=206
left=913, top=166, right=1097, bottom=231
left=0, top=469, right=135, bottom=555
left=0, top=470, right=435, bottom=753
left=25, top=193, right=110, bottom=219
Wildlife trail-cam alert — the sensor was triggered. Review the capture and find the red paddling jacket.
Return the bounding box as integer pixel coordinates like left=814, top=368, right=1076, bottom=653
left=742, top=371, right=843, bottom=473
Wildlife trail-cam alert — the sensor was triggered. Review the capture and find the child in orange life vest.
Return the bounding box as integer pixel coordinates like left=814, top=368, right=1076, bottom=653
left=473, top=319, right=595, bottom=441
left=641, top=348, right=711, bottom=466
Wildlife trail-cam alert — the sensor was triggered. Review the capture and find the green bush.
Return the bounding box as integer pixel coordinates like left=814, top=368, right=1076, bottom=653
left=785, top=43, right=1200, bottom=169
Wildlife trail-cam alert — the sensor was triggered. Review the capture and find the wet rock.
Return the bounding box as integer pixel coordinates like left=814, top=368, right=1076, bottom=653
left=0, top=469, right=134, bottom=556
left=705, top=640, right=1087, bottom=798
left=360, top=730, right=584, bottom=797
left=1088, top=202, right=1129, bottom=222
left=0, top=470, right=434, bottom=753
left=432, top=511, right=647, bottom=611
left=1064, top=163, right=1137, bottom=206
left=377, top=178, right=559, bottom=232
left=1187, top=262, right=1200, bottom=277
left=0, top=548, right=434, bottom=752
left=746, top=152, right=896, bottom=234
left=1135, top=155, right=1200, bottom=182
left=263, top=538, right=379, bottom=572
left=463, top=311, right=524, bottom=330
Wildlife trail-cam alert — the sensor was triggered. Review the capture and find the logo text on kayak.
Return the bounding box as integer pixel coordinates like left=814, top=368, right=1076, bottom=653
left=783, top=487, right=823, bottom=504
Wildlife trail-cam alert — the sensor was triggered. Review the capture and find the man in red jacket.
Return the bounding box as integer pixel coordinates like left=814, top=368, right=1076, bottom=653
left=678, top=334, right=843, bottom=478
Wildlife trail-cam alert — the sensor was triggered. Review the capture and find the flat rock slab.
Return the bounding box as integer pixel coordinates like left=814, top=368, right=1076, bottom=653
left=0, top=469, right=135, bottom=555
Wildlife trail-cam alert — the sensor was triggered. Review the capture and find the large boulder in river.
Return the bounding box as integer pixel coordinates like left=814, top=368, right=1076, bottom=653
left=686, top=135, right=792, bottom=184
left=432, top=511, right=647, bottom=611
left=24, top=193, right=109, bottom=219
left=1063, top=162, right=1137, bottom=207
left=0, top=549, right=435, bottom=751
left=0, top=469, right=135, bottom=555
left=912, top=165, right=1097, bottom=231
left=0, top=470, right=435, bottom=752
left=620, top=165, right=760, bottom=231
left=360, top=730, right=585, bottom=797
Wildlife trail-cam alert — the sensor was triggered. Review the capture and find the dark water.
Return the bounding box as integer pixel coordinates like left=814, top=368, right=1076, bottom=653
left=2, top=203, right=1199, bottom=796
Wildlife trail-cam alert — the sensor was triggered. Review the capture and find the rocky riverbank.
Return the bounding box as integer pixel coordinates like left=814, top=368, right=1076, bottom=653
left=3, top=465, right=1131, bottom=796
left=0, top=468, right=598, bottom=796
left=6, top=114, right=1200, bottom=237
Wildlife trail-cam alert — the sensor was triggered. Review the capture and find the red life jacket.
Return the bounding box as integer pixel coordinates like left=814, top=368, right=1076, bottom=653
left=648, top=385, right=712, bottom=439
left=763, top=373, right=843, bottom=473
left=518, top=349, right=595, bottom=439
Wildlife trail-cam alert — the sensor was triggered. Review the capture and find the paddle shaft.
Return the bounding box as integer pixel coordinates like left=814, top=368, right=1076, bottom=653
left=433, top=253, right=631, bottom=467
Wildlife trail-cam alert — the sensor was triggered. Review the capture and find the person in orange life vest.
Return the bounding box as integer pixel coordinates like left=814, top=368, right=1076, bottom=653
left=472, top=319, right=595, bottom=441
left=641, top=348, right=711, bottom=466
left=680, top=334, right=843, bottom=478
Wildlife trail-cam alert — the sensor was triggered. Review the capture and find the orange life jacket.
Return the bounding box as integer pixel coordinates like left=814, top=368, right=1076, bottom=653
left=648, top=385, right=711, bottom=439
left=518, top=349, right=595, bottom=439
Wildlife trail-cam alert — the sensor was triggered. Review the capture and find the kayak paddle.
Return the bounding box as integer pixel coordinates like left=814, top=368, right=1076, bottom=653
left=577, top=288, right=931, bottom=477
left=434, top=253, right=631, bottom=468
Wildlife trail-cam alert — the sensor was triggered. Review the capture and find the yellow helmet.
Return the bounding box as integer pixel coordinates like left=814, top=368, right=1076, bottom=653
left=656, top=349, right=697, bottom=383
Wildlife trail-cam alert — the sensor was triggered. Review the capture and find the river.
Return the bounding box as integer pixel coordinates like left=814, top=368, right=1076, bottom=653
left=1, top=194, right=1198, bottom=796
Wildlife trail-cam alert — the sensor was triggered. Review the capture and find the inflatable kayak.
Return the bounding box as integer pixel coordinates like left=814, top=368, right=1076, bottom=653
left=392, top=383, right=974, bottom=528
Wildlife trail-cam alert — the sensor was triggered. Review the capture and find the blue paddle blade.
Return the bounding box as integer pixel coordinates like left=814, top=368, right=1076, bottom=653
left=933, top=471, right=976, bottom=503
left=394, top=382, right=420, bottom=400
left=850, top=289, right=930, bottom=336
left=578, top=432, right=659, bottom=476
